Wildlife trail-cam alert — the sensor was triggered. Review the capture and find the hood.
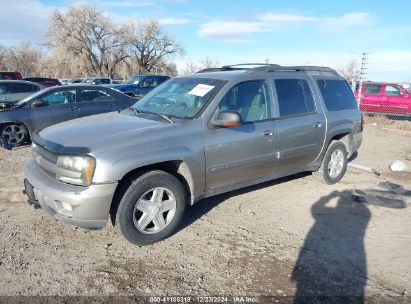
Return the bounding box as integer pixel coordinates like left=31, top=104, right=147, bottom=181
left=37, top=111, right=172, bottom=153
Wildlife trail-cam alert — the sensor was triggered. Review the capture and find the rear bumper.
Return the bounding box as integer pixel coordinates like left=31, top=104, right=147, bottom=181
left=23, top=159, right=118, bottom=229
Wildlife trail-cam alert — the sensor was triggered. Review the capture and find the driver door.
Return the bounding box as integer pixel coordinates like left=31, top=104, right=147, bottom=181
left=30, top=88, right=79, bottom=132
left=203, top=80, right=278, bottom=190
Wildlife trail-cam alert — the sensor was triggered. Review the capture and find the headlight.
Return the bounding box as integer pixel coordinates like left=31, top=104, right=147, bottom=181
left=56, top=155, right=96, bottom=186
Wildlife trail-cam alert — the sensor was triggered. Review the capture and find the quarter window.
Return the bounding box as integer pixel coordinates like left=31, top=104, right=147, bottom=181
left=219, top=81, right=271, bottom=123
left=275, top=79, right=315, bottom=117
left=317, top=79, right=358, bottom=111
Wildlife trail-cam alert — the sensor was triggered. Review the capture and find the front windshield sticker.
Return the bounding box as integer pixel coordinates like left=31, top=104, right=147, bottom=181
left=188, top=84, right=215, bottom=97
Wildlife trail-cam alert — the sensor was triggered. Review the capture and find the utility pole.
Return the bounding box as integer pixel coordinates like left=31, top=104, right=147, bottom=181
left=357, top=52, right=368, bottom=102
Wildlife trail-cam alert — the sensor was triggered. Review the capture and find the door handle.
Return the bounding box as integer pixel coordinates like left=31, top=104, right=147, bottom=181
left=313, top=122, right=323, bottom=128
left=262, top=130, right=274, bottom=137
left=68, top=106, right=78, bottom=111
left=108, top=104, right=116, bottom=108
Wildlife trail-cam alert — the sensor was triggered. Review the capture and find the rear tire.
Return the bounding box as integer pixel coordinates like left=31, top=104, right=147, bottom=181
left=318, top=141, right=348, bottom=185
left=115, top=170, right=186, bottom=246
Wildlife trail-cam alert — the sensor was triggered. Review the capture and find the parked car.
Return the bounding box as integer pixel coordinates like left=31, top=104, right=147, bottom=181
left=66, top=78, right=84, bottom=84
left=81, top=77, right=112, bottom=85
left=24, top=77, right=61, bottom=87
left=0, top=80, right=45, bottom=109
left=0, top=85, right=136, bottom=147
left=59, top=79, right=70, bottom=85
left=0, top=71, right=22, bottom=80
left=355, top=82, right=411, bottom=116
left=106, top=74, right=170, bottom=98
left=23, top=64, right=362, bottom=246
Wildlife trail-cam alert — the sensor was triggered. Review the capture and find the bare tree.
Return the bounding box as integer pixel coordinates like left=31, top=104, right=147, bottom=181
left=48, top=5, right=129, bottom=77
left=126, top=20, right=184, bottom=73
left=0, top=44, right=8, bottom=70
left=199, top=56, right=219, bottom=69
left=338, top=60, right=358, bottom=85
left=181, top=62, right=199, bottom=75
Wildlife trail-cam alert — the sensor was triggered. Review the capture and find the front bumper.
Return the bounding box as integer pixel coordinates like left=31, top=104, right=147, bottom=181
left=23, top=159, right=118, bottom=229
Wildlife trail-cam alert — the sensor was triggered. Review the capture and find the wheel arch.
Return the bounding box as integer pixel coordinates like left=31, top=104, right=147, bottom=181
left=109, top=160, right=195, bottom=226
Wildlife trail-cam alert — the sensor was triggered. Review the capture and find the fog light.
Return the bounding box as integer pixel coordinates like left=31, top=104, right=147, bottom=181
left=54, top=200, right=73, bottom=217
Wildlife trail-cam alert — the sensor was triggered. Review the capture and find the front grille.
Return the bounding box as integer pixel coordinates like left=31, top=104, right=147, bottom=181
left=32, top=143, right=59, bottom=178
left=33, top=144, right=58, bottom=164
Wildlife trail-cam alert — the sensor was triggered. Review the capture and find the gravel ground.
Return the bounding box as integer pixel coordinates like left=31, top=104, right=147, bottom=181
left=0, top=125, right=410, bottom=302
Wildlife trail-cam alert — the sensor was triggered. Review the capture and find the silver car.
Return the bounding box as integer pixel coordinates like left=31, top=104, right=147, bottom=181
left=23, top=64, right=363, bottom=246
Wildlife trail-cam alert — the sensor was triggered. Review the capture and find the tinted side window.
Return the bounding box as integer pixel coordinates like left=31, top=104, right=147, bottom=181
left=364, top=84, right=382, bottom=95
left=317, top=79, right=358, bottom=111
left=41, top=89, right=76, bottom=105
left=219, top=81, right=271, bottom=123
left=11, top=83, right=35, bottom=93
left=79, top=89, right=115, bottom=102
left=275, top=79, right=315, bottom=117
left=100, top=79, right=110, bottom=84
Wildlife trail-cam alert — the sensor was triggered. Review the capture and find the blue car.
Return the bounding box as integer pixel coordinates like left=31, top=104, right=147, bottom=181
left=106, top=74, right=170, bottom=98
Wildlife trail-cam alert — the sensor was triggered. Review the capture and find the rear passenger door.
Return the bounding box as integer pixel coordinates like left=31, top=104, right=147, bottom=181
left=78, top=88, right=119, bottom=117
left=272, top=76, right=326, bottom=173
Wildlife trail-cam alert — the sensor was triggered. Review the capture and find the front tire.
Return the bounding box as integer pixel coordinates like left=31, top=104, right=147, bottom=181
left=318, top=141, right=348, bottom=185
left=115, top=170, right=187, bottom=246
left=0, top=123, right=29, bottom=147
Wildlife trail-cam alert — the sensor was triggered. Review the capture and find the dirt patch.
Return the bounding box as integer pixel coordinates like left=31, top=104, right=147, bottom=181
left=0, top=125, right=410, bottom=300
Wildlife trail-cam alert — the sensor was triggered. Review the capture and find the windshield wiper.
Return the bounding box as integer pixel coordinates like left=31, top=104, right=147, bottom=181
left=130, top=108, right=174, bottom=123
left=131, top=107, right=140, bottom=117
left=150, top=112, right=175, bottom=123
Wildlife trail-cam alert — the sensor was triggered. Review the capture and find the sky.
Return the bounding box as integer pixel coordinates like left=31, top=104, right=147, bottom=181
left=1, top=0, right=411, bottom=82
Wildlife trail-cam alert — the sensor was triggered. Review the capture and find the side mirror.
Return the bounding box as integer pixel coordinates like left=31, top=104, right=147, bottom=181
left=32, top=100, right=46, bottom=107
left=213, top=110, right=242, bottom=127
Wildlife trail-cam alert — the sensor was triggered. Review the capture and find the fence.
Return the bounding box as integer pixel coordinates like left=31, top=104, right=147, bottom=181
left=355, top=82, right=411, bottom=132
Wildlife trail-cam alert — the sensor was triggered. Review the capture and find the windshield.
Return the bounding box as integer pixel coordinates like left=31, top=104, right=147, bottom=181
left=126, top=75, right=144, bottom=84
left=132, top=77, right=225, bottom=119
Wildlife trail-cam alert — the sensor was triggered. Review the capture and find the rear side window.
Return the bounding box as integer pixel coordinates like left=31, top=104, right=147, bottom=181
left=275, top=79, right=315, bottom=117
left=11, top=83, right=35, bottom=93
left=364, top=84, right=382, bottom=95
left=79, top=89, right=116, bottom=102
left=317, top=79, right=358, bottom=111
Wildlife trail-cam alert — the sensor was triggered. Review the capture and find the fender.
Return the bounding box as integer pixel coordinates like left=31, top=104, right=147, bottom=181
left=93, top=146, right=204, bottom=199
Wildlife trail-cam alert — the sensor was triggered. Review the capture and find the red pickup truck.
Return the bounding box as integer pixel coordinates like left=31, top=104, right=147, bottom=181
left=355, top=82, right=411, bottom=116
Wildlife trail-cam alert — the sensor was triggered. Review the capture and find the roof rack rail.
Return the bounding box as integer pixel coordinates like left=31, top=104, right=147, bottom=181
left=196, top=63, right=339, bottom=76
left=196, top=63, right=279, bottom=73
left=248, top=65, right=339, bottom=76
